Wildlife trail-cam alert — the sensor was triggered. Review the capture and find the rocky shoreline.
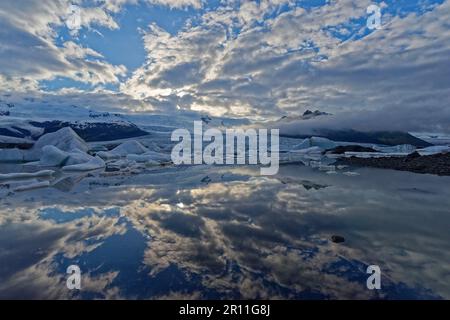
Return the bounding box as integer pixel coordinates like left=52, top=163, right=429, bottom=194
left=336, top=152, right=450, bottom=176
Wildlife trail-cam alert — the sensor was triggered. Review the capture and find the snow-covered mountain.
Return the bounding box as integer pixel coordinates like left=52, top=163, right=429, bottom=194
left=277, top=110, right=331, bottom=123
left=266, top=109, right=432, bottom=147
left=0, top=100, right=251, bottom=145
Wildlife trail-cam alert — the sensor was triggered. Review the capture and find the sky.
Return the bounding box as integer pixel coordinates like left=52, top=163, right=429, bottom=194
left=0, top=0, right=449, bottom=132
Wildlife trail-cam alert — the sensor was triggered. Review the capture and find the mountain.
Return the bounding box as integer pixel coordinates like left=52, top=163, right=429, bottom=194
left=281, top=129, right=432, bottom=147
left=272, top=109, right=432, bottom=147
left=0, top=119, right=148, bottom=143
left=29, top=120, right=148, bottom=142
left=278, top=110, right=331, bottom=123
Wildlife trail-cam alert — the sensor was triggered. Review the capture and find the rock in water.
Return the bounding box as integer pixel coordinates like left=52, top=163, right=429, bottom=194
left=331, top=235, right=345, bottom=243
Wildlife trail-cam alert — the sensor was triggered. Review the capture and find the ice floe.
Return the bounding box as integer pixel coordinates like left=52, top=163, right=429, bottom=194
left=62, top=156, right=105, bottom=172
left=0, top=170, right=55, bottom=181
left=343, top=171, right=361, bottom=176
left=13, top=180, right=51, bottom=192
left=0, top=148, right=26, bottom=162
left=344, top=152, right=410, bottom=158
left=0, top=135, right=33, bottom=145
left=65, top=148, right=95, bottom=166
left=97, top=141, right=149, bottom=160
left=127, top=151, right=171, bottom=164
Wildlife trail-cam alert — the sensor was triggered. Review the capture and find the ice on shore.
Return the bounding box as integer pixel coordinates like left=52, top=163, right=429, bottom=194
left=344, top=152, right=410, bottom=158
left=0, top=170, right=55, bottom=181
left=291, top=137, right=337, bottom=151
left=97, top=141, right=149, bottom=160
left=289, top=146, right=323, bottom=154
left=417, top=145, right=450, bottom=156
left=374, top=144, right=416, bottom=154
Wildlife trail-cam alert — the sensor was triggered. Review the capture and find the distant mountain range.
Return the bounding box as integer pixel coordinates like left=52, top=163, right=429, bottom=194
left=0, top=101, right=251, bottom=144
left=278, top=110, right=331, bottom=122
left=274, top=110, right=432, bottom=147
left=0, top=103, right=434, bottom=147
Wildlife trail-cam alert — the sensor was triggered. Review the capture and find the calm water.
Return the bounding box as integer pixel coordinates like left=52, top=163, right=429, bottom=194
left=0, top=163, right=449, bottom=299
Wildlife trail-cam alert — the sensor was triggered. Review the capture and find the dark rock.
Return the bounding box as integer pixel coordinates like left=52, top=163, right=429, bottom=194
left=105, top=167, right=121, bottom=172
left=407, top=151, right=421, bottom=158
left=331, top=235, right=345, bottom=243
left=336, top=152, right=450, bottom=176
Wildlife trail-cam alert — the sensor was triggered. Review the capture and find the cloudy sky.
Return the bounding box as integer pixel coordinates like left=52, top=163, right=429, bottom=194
left=0, top=0, right=449, bottom=130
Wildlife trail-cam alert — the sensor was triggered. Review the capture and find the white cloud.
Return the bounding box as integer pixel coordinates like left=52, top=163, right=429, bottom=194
left=117, top=0, right=450, bottom=131
left=0, top=0, right=449, bottom=132
left=0, top=0, right=125, bottom=89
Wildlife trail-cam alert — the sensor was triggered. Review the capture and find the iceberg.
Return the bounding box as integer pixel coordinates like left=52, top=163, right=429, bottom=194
left=38, top=145, right=69, bottom=166
left=65, top=148, right=95, bottom=166
left=33, top=127, right=88, bottom=154
left=108, top=159, right=136, bottom=169
left=97, top=141, right=149, bottom=160
left=27, top=146, right=96, bottom=168
left=62, top=156, right=105, bottom=172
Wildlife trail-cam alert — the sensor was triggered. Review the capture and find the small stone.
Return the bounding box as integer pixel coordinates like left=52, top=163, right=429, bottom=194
left=331, top=235, right=345, bottom=243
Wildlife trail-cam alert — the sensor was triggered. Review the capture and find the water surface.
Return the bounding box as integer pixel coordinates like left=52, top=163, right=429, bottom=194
left=0, top=163, right=449, bottom=299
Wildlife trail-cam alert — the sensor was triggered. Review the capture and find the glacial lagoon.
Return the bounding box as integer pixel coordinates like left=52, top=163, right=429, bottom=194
left=0, top=162, right=449, bottom=299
